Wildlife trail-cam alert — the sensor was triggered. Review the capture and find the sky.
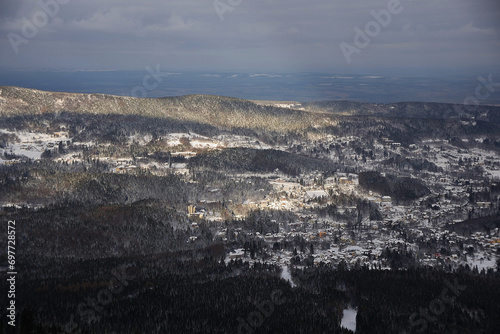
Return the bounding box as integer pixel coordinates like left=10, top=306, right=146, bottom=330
left=0, top=0, right=499, bottom=75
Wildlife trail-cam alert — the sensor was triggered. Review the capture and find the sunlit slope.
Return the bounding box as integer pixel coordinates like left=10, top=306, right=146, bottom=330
left=0, top=86, right=327, bottom=132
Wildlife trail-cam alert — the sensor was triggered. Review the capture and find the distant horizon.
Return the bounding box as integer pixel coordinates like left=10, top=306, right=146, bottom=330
left=1, top=68, right=499, bottom=106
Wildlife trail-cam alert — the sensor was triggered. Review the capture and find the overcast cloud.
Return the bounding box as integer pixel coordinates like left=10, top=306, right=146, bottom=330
left=0, top=0, right=499, bottom=73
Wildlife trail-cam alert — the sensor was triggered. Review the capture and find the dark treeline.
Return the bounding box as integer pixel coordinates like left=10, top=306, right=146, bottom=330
left=359, top=171, right=431, bottom=203
left=301, top=100, right=500, bottom=122
left=0, top=159, right=275, bottom=209
left=189, top=148, right=337, bottom=177
left=1, top=256, right=499, bottom=334
left=0, top=201, right=219, bottom=264
left=294, top=266, right=500, bottom=334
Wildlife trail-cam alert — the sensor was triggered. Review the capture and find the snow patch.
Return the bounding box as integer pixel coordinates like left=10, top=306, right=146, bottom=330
left=281, top=266, right=296, bottom=287
left=341, top=307, right=357, bottom=332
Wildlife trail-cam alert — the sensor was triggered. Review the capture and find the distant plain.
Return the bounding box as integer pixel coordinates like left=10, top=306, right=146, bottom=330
left=2, top=69, right=498, bottom=105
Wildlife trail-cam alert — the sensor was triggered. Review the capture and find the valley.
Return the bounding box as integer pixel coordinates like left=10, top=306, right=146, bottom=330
left=1, top=87, right=500, bottom=333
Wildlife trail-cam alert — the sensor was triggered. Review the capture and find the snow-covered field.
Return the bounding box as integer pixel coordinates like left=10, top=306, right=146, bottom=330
left=466, top=252, right=498, bottom=272
left=0, top=129, right=71, bottom=161
left=426, top=141, right=500, bottom=178
left=164, top=133, right=220, bottom=148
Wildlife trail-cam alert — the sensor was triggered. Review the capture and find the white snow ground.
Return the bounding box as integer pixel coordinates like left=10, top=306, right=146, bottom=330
left=341, top=307, right=357, bottom=332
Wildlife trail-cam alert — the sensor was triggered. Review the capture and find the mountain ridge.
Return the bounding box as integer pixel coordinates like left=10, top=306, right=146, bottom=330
left=0, top=86, right=319, bottom=133
left=2, top=86, right=500, bottom=132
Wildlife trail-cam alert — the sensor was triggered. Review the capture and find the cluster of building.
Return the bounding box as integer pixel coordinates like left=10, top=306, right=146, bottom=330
left=2, top=127, right=499, bottom=272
